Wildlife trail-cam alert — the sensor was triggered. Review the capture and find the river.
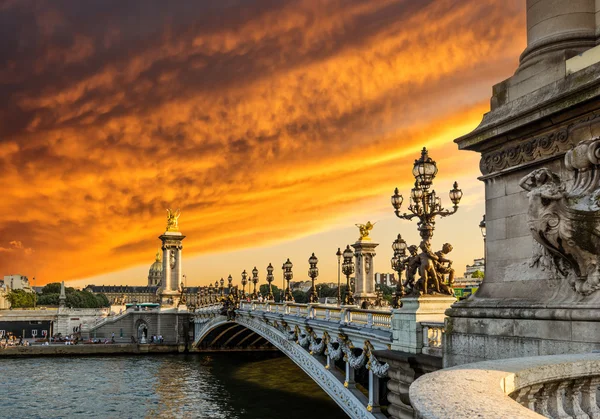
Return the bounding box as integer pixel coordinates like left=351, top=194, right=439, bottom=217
left=0, top=353, right=348, bottom=418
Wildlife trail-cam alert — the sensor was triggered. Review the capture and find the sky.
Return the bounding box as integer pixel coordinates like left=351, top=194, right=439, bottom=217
left=0, top=0, right=527, bottom=288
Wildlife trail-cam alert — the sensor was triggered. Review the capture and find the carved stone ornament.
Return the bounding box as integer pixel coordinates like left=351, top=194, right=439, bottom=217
left=520, top=137, right=600, bottom=295
left=169, top=249, right=176, bottom=270
left=365, top=255, right=371, bottom=275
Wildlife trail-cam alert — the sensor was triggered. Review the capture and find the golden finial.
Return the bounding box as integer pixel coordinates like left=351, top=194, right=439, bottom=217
left=355, top=221, right=376, bottom=241
left=166, top=208, right=181, bottom=232
left=155, top=248, right=161, bottom=262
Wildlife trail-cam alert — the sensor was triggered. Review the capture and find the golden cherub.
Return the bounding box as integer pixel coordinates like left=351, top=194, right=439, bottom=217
left=166, top=208, right=181, bottom=232
left=355, top=221, right=376, bottom=240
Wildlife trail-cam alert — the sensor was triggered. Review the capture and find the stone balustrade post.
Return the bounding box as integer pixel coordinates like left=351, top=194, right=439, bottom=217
left=325, top=309, right=330, bottom=321
left=367, top=313, right=373, bottom=328
left=580, top=377, right=600, bottom=417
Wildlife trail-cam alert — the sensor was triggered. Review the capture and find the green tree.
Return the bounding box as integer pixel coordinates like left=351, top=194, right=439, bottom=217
left=292, top=290, right=308, bottom=303
left=259, top=284, right=279, bottom=298
left=37, top=293, right=59, bottom=306
left=7, top=289, right=36, bottom=308
left=471, top=270, right=485, bottom=279
left=41, top=283, right=61, bottom=294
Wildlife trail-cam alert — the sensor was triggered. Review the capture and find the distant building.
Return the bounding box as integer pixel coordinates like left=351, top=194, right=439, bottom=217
left=453, top=258, right=485, bottom=300
left=375, top=273, right=396, bottom=287
left=3, top=275, right=31, bottom=291
left=0, top=281, right=9, bottom=309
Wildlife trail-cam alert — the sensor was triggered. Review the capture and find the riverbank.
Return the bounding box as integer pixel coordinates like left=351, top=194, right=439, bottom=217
left=0, top=343, right=184, bottom=357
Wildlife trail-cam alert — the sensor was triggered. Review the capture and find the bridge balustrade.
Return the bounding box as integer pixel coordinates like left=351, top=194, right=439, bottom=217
left=410, top=353, right=600, bottom=419
left=420, top=321, right=444, bottom=357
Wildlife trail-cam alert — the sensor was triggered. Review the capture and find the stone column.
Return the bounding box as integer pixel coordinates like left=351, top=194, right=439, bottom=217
left=158, top=231, right=185, bottom=308
left=351, top=239, right=378, bottom=307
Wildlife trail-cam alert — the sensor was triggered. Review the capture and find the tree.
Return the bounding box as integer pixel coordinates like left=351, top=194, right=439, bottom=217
left=292, top=290, right=308, bottom=303
left=41, top=283, right=61, bottom=294
left=471, top=270, right=485, bottom=279
left=259, top=284, right=279, bottom=298
left=7, top=289, right=36, bottom=308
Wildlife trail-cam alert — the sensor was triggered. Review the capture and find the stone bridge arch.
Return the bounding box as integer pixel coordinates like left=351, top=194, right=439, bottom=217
left=194, top=315, right=381, bottom=419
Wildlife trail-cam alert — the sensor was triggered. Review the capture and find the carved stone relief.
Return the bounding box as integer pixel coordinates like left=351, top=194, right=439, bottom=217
left=521, top=137, right=600, bottom=296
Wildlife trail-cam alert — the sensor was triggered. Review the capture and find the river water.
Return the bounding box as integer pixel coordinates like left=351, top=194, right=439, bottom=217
left=0, top=353, right=348, bottom=418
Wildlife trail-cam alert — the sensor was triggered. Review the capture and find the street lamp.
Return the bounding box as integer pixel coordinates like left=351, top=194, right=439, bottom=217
left=241, top=270, right=248, bottom=297
left=251, top=267, right=259, bottom=299
left=336, top=248, right=342, bottom=305
left=391, top=147, right=463, bottom=243
left=283, top=259, right=294, bottom=302
left=266, top=263, right=275, bottom=301
left=227, top=274, right=233, bottom=294
left=219, top=277, right=225, bottom=296
left=479, top=214, right=486, bottom=238
left=308, top=253, right=319, bottom=303
left=342, top=245, right=355, bottom=305
left=391, top=234, right=408, bottom=308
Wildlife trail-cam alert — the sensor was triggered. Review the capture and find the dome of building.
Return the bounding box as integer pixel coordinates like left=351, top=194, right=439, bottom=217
left=148, top=250, right=163, bottom=286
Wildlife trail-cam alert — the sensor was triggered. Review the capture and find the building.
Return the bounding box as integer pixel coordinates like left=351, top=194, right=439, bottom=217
left=453, top=258, right=485, bottom=301
left=463, top=258, right=484, bottom=279
left=3, top=275, right=31, bottom=291
left=85, top=250, right=164, bottom=305
left=374, top=273, right=396, bottom=287
left=0, top=281, right=9, bottom=309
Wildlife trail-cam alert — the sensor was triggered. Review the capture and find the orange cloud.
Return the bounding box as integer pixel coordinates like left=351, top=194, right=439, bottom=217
left=0, top=0, right=526, bottom=284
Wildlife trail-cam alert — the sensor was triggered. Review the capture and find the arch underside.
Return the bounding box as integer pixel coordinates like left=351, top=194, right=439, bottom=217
left=194, top=315, right=378, bottom=419
left=196, top=322, right=275, bottom=351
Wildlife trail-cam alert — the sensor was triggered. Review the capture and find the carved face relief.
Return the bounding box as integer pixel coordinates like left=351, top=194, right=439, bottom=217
left=170, top=249, right=176, bottom=269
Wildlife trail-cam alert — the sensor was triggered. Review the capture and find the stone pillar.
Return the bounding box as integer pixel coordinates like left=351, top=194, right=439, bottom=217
left=391, top=296, right=454, bottom=354
left=521, top=0, right=596, bottom=67
left=158, top=231, right=185, bottom=308
left=59, top=281, right=66, bottom=309
left=351, top=239, right=378, bottom=307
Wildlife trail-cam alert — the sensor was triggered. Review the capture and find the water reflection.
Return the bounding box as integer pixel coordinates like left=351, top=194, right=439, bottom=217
left=0, top=353, right=347, bottom=419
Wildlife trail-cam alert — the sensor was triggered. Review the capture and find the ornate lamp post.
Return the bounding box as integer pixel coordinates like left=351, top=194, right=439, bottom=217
left=308, top=253, right=319, bottom=303
left=336, top=248, right=342, bottom=305
left=266, top=263, right=275, bottom=301
left=391, top=148, right=463, bottom=243
left=241, top=270, right=248, bottom=298
left=283, top=258, right=294, bottom=302
left=251, top=267, right=259, bottom=299
left=342, top=245, right=355, bottom=305
left=219, top=277, right=225, bottom=297
left=391, top=234, right=408, bottom=308
left=227, top=274, right=233, bottom=295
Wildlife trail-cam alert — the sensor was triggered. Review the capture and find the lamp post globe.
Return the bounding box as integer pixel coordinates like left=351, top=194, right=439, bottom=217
left=251, top=267, right=259, bottom=299
left=241, top=270, right=248, bottom=298
left=283, top=258, right=294, bottom=302
left=266, top=263, right=275, bottom=301
left=342, top=245, right=355, bottom=305
left=308, top=253, right=319, bottom=303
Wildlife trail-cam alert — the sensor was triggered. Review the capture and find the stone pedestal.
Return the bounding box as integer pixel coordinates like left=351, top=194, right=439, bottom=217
left=352, top=239, right=378, bottom=307
left=158, top=231, right=185, bottom=307
left=448, top=0, right=600, bottom=367
left=391, top=296, right=455, bottom=354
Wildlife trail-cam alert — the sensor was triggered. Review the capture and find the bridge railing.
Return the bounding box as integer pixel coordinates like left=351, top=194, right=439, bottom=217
left=410, top=353, right=600, bottom=418
left=420, top=321, right=444, bottom=357
left=238, top=300, right=392, bottom=330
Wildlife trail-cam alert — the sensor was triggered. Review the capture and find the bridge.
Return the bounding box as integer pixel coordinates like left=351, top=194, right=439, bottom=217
left=193, top=300, right=445, bottom=419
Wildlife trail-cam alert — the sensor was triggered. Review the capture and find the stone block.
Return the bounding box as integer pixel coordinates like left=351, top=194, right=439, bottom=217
left=486, top=193, right=528, bottom=221
left=513, top=319, right=572, bottom=341
left=486, top=217, right=506, bottom=241
left=485, top=177, right=506, bottom=199
left=466, top=317, right=515, bottom=337
left=571, top=321, right=600, bottom=343
left=486, top=236, right=533, bottom=262
left=505, top=213, right=529, bottom=239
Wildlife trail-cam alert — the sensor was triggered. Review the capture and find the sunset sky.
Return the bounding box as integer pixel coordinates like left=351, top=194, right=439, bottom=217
left=0, top=0, right=527, bottom=287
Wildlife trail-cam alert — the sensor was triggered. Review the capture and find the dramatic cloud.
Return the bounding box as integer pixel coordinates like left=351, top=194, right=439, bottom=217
left=0, top=0, right=526, bottom=283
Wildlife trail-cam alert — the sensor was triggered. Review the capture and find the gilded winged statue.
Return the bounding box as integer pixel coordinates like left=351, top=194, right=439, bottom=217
left=355, top=221, right=376, bottom=240
left=166, top=208, right=181, bottom=232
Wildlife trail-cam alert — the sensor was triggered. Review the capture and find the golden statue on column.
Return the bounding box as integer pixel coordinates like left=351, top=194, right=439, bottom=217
left=355, top=221, right=376, bottom=241
left=166, top=208, right=181, bottom=232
